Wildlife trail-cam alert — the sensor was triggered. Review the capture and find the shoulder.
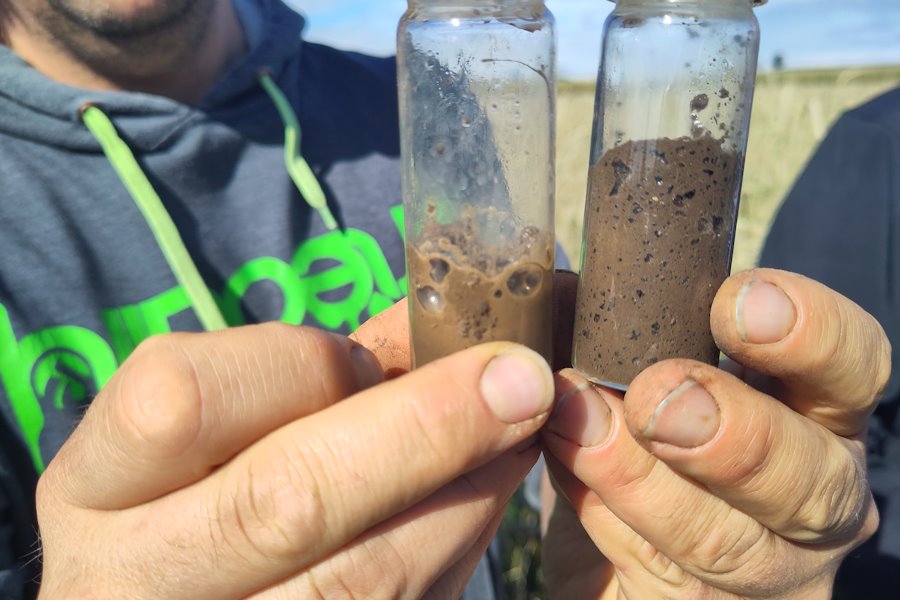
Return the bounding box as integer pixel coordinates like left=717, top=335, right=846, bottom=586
left=291, top=42, right=399, bottom=154
left=838, top=85, right=900, bottom=137
left=299, top=42, right=397, bottom=90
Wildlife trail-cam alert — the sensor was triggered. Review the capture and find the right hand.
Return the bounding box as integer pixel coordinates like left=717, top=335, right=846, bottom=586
left=540, top=270, right=886, bottom=599
left=36, top=318, right=554, bottom=598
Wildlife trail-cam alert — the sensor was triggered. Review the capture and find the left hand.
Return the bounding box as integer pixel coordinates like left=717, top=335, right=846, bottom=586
left=36, top=314, right=554, bottom=600
left=541, top=269, right=888, bottom=599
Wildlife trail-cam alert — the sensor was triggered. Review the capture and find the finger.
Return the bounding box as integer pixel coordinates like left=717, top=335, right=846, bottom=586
left=541, top=454, right=616, bottom=600
left=552, top=269, right=579, bottom=371
left=44, top=323, right=384, bottom=510
left=623, top=360, right=879, bottom=546
left=542, top=370, right=810, bottom=596
left=543, top=385, right=677, bottom=592
left=422, top=508, right=507, bottom=600
left=143, top=343, right=554, bottom=597
left=350, top=298, right=412, bottom=380
left=711, top=269, right=891, bottom=435
left=546, top=455, right=704, bottom=600
left=249, top=445, right=538, bottom=600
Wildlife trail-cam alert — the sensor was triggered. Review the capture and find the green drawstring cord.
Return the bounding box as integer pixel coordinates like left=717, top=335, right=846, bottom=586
left=81, top=73, right=337, bottom=332
left=81, top=104, right=228, bottom=332
left=258, top=71, right=339, bottom=231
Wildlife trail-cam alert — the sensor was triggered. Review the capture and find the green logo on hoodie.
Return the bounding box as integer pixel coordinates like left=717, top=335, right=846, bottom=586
left=1, top=206, right=407, bottom=471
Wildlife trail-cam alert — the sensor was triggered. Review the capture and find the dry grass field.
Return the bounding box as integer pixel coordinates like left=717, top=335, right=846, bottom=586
left=554, top=66, right=900, bottom=275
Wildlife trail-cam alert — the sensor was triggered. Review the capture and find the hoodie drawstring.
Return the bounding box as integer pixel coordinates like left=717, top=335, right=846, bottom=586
left=81, top=75, right=337, bottom=332
left=81, top=104, right=228, bottom=332
left=258, top=71, right=339, bottom=231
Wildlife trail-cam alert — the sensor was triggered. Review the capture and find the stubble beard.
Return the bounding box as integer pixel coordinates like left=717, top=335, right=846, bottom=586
left=36, top=0, right=217, bottom=79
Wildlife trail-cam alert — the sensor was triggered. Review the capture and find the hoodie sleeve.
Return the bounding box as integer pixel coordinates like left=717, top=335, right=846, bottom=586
left=0, top=445, right=40, bottom=599
left=758, top=108, right=900, bottom=407
left=0, top=502, right=28, bottom=599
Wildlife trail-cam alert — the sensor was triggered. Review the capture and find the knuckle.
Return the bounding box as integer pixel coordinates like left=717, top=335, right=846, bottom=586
left=634, top=537, right=689, bottom=586
left=117, top=334, right=203, bottom=460
left=303, top=538, right=408, bottom=600
left=215, top=443, right=331, bottom=566
left=604, top=451, right=661, bottom=492
left=292, top=574, right=334, bottom=600
left=856, top=495, right=880, bottom=545
left=271, top=323, right=345, bottom=366
left=869, top=317, right=892, bottom=404
left=832, top=302, right=891, bottom=413
left=792, top=448, right=870, bottom=543
left=683, top=517, right=789, bottom=596
left=629, top=540, right=717, bottom=600
left=696, top=519, right=769, bottom=576
left=263, top=580, right=325, bottom=600
left=298, top=571, right=363, bottom=600
left=266, top=323, right=355, bottom=396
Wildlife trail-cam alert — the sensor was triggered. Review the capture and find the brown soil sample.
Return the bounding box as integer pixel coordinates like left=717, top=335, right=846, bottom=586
left=572, top=136, right=740, bottom=389
left=408, top=208, right=554, bottom=367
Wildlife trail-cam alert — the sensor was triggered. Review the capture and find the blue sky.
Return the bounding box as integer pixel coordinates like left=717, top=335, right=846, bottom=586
left=285, top=0, right=900, bottom=80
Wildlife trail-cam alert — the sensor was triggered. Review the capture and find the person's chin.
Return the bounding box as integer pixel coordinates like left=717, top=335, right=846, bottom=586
left=48, top=0, right=200, bottom=37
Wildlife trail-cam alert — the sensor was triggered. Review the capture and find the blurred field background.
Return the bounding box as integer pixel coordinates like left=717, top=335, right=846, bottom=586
left=553, top=65, right=900, bottom=276
left=501, top=64, right=900, bottom=600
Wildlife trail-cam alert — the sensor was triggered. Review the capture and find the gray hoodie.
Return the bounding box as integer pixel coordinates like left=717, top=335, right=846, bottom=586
left=0, top=1, right=502, bottom=597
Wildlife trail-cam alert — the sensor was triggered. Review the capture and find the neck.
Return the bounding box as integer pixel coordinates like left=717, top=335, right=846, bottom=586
left=5, top=1, right=246, bottom=105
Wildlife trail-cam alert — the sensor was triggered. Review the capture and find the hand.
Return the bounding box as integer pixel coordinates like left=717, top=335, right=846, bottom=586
left=36, top=316, right=555, bottom=599
left=541, top=269, right=888, bottom=599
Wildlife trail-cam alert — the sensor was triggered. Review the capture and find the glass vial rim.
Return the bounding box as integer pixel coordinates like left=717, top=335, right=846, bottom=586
left=606, top=0, right=766, bottom=6
left=407, top=0, right=547, bottom=8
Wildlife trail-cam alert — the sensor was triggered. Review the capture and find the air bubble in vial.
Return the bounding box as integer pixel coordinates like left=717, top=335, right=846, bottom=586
left=416, top=286, right=444, bottom=313
left=429, top=258, right=450, bottom=283
left=507, top=265, right=543, bottom=297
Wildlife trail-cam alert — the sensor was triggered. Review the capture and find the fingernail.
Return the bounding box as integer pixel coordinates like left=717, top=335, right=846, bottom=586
left=736, top=280, right=796, bottom=344
left=546, top=375, right=612, bottom=448
left=643, top=380, right=719, bottom=448
left=350, top=344, right=384, bottom=389
left=481, top=348, right=554, bottom=424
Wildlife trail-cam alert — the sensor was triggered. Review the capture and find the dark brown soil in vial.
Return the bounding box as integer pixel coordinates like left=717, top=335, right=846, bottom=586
left=408, top=208, right=554, bottom=367
left=572, top=136, right=740, bottom=388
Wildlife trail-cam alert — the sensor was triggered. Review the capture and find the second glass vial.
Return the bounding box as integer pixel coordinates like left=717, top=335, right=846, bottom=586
left=573, top=0, right=763, bottom=389
left=397, top=0, right=557, bottom=367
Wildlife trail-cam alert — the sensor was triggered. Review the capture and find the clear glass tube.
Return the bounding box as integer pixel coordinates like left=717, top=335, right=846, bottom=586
left=572, top=0, right=762, bottom=389
left=397, top=0, right=557, bottom=367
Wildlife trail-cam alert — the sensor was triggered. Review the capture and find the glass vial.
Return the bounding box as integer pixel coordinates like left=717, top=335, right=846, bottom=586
left=397, top=0, right=557, bottom=367
left=572, top=0, right=763, bottom=389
